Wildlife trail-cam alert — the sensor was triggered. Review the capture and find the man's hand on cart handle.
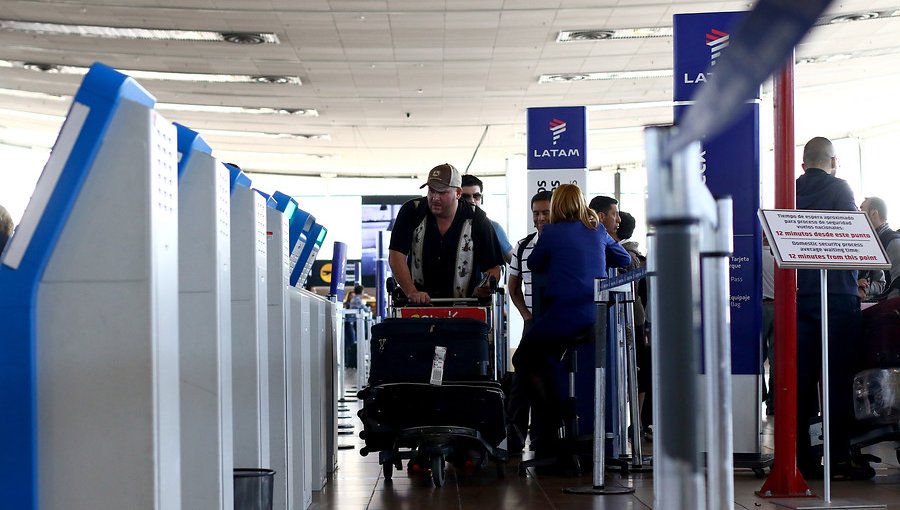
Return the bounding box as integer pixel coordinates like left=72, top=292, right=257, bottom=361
left=407, top=290, right=431, bottom=305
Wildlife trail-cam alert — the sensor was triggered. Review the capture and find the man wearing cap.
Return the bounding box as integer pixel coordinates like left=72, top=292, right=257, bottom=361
left=389, top=163, right=505, bottom=304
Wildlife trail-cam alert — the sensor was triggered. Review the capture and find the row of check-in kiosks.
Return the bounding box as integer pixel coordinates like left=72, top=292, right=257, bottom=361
left=0, top=63, right=343, bottom=509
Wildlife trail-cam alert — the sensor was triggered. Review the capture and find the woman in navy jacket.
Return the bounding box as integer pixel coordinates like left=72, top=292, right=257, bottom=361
left=512, top=184, right=630, bottom=455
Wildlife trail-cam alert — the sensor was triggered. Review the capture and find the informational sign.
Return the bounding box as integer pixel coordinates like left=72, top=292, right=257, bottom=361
left=759, top=209, right=891, bottom=270
left=527, top=106, right=587, bottom=170
left=674, top=10, right=761, bottom=376
left=525, top=168, right=589, bottom=206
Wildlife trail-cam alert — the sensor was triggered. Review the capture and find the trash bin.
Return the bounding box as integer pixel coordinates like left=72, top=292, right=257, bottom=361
left=233, top=468, right=275, bottom=510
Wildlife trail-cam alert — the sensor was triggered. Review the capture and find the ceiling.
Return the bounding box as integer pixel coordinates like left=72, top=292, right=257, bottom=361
left=2, top=0, right=900, bottom=178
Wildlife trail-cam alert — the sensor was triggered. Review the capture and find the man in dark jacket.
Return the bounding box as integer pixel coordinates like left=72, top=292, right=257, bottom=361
left=388, top=163, right=504, bottom=303
left=795, top=136, right=871, bottom=479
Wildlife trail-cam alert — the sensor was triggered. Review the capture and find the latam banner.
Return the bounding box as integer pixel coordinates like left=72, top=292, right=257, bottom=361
left=527, top=106, right=587, bottom=170
left=674, top=11, right=762, bottom=376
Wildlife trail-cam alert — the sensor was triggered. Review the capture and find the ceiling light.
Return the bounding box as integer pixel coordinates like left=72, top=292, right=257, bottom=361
left=157, top=103, right=318, bottom=116
left=199, top=129, right=330, bottom=141
left=0, top=59, right=301, bottom=85
left=539, top=69, right=672, bottom=83
left=0, top=20, right=278, bottom=43
left=587, top=100, right=674, bottom=111
left=557, top=27, right=673, bottom=42
left=0, top=87, right=67, bottom=101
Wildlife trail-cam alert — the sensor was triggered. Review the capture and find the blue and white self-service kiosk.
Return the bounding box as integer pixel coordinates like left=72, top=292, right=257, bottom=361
left=286, top=208, right=315, bottom=288
left=175, top=124, right=234, bottom=510
left=296, top=223, right=327, bottom=287
left=0, top=63, right=181, bottom=509
left=272, top=192, right=312, bottom=280
left=288, top=287, right=314, bottom=506
left=225, top=165, right=271, bottom=471
left=259, top=190, right=297, bottom=510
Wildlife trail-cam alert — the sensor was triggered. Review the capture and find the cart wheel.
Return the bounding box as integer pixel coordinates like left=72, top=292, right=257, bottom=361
left=753, top=467, right=765, bottom=479
left=383, top=461, right=393, bottom=482
left=431, top=456, right=446, bottom=487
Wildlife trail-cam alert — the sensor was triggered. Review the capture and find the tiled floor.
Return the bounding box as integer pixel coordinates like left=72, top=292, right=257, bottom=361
left=313, top=382, right=899, bottom=509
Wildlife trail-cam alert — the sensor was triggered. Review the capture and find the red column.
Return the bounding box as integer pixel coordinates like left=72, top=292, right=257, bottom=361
left=757, top=51, right=812, bottom=498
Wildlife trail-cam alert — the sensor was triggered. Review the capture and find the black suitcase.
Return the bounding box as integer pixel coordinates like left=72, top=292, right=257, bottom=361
left=369, top=318, right=491, bottom=385
left=358, top=381, right=507, bottom=453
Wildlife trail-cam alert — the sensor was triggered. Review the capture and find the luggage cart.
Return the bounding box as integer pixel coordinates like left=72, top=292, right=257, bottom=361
left=357, top=284, right=509, bottom=486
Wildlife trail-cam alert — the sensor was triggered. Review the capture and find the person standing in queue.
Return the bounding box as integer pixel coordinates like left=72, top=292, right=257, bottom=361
left=460, top=174, right=514, bottom=263
left=505, top=190, right=552, bottom=454
left=795, top=136, right=871, bottom=480
left=512, top=184, right=631, bottom=457
left=388, top=163, right=504, bottom=304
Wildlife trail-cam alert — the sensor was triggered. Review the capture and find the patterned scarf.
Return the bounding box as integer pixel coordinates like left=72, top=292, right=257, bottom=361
left=411, top=213, right=474, bottom=298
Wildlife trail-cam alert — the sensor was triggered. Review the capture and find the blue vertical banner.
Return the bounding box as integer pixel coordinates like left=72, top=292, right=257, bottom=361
left=525, top=106, right=589, bottom=218
left=674, top=11, right=762, bottom=375
left=329, top=241, right=348, bottom=300
left=527, top=106, right=587, bottom=170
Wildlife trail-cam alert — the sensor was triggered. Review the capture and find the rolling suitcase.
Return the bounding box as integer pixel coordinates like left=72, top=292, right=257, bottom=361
left=368, top=318, right=491, bottom=385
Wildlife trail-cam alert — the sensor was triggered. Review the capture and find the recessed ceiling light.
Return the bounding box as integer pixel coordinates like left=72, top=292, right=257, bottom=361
left=157, top=103, right=319, bottom=116
left=0, top=59, right=301, bottom=85
left=557, top=27, right=673, bottom=42
left=539, top=69, right=672, bottom=83
left=199, top=128, right=330, bottom=141
left=0, top=20, right=279, bottom=43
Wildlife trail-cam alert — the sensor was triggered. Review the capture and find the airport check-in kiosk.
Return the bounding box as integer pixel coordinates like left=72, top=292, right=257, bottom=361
left=175, top=124, right=235, bottom=510
left=295, top=223, right=326, bottom=287
left=288, top=286, right=314, bottom=506
left=273, top=192, right=313, bottom=281
left=227, top=166, right=271, bottom=471
left=267, top=191, right=312, bottom=509
left=0, top=63, right=181, bottom=509
left=287, top=207, right=315, bottom=288
left=307, top=288, right=335, bottom=488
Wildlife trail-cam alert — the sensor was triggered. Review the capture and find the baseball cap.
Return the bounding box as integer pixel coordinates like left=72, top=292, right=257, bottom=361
left=420, top=163, right=461, bottom=191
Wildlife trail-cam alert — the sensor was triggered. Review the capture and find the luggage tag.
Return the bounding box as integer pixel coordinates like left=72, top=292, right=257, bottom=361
left=430, top=346, right=447, bottom=385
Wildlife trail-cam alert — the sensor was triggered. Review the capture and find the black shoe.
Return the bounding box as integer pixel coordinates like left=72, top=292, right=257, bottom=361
left=799, top=463, right=823, bottom=480
left=833, top=459, right=876, bottom=481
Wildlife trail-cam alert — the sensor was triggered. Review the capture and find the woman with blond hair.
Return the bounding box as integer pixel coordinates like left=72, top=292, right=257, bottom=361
left=512, top=184, right=630, bottom=460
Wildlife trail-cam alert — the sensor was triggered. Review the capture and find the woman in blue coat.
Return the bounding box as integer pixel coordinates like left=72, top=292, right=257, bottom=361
left=512, top=184, right=630, bottom=456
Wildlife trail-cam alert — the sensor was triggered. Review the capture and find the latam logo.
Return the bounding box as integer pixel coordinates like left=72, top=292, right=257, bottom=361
left=549, top=118, right=566, bottom=145
left=706, top=28, right=729, bottom=66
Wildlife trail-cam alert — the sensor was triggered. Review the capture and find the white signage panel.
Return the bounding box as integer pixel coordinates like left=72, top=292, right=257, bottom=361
left=759, top=209, right=891, bottom=270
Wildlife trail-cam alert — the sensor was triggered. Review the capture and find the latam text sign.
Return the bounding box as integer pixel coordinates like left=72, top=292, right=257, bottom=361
left=673, top=12, right=748, bottom=102
left=759, top=209, right=891, bottom=270
left=527, top=106, right=587, bottom=169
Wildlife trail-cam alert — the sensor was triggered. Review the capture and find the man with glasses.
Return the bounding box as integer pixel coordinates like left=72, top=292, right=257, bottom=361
left=461, top=174, right=513, bottom=263
left=389, top=163, right=504, bottom=304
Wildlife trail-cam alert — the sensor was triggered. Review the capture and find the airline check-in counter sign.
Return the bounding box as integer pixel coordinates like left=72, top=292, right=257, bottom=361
left=759, top=209, right=891, bottom=270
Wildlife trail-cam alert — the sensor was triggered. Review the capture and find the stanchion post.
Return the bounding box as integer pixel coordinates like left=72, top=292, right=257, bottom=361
left=757, top=51, right=812, bottom=499
left=819, top=270, right=832, bottom=502
left=701, top=198, right=735, bottom=510
left=562, top=278, right=634, bottom=496
left=645, top=126, right=707, bottom=510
